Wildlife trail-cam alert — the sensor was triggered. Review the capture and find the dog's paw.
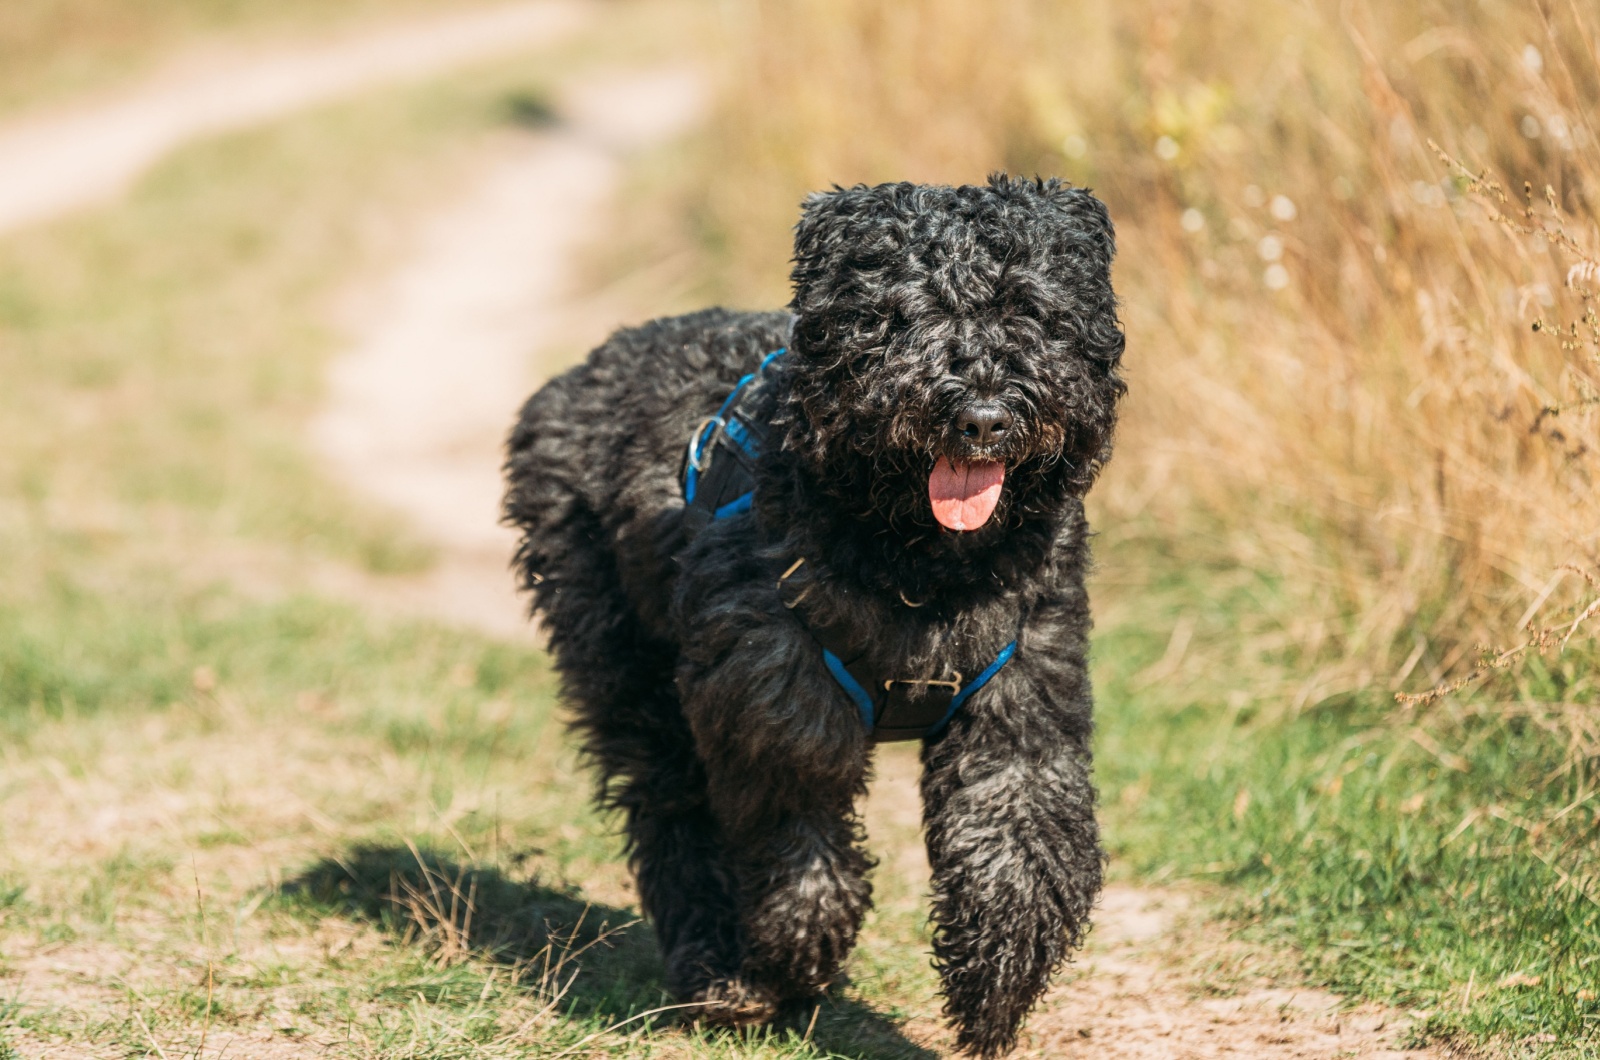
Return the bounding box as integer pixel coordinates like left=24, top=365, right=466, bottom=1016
left=955, top=1025, right=1019, bottom=1059
left=681, top=977, right=782, bottom=1029
left=948, top=1001, right=1031, bottom=1059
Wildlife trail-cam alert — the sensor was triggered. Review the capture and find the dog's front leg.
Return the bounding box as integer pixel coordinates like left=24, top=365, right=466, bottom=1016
left=723, top=793, right=873, bottom=1007
left=681, top=634, right=874, bottom=1019
left=921, top=675, right=1103, bottom=1058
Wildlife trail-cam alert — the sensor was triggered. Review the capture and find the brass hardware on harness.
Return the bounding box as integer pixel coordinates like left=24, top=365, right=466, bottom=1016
left=884, top=673, right=963, bottom=694
left=898, top=591, right=926, bottom=608
left=777, top=557, right=811, bottom=608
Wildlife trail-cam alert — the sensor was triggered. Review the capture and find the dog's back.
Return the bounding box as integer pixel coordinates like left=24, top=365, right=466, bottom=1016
left=504, top=307, right=791, bottom=644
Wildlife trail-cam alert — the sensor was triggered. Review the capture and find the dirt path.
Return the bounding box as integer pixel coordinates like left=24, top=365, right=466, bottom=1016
left=0, top=0, right=588, bottom=237
left=313, top=65, right=707, bottom=637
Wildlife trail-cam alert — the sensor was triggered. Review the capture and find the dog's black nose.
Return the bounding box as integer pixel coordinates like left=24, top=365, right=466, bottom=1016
left=955, top=402, right=1013, bottom=446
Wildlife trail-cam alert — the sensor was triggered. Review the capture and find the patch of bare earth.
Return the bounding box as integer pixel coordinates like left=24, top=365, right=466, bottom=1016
left=0, top=709, right=400, bottom=1057
left=865, top=748, right=1440, bottom=1059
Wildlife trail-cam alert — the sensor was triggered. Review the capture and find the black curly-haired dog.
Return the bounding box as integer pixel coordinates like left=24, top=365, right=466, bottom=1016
left=503, top=174, right=1125, bottom=1056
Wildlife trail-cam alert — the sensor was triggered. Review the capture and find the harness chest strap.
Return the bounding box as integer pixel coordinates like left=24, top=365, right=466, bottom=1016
left=778, top=555, right=1018, bottom=741
left=823, top=638, right=1018, bottom=740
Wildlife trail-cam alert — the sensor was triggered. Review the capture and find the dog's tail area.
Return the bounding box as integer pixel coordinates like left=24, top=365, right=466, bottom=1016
left=502, top=375, right=590, bottom=620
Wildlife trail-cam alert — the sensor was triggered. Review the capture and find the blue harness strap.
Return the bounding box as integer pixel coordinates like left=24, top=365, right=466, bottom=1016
left=824, top=649, right=877, bottom=728
left=683, top=348, right=784, bottom=508
left=713, top=491, right=753, bottom=519
left=824, top=640, right=1017, bottom=738
left=681, top=347, right=1019, bottom=741
left=934, top=639, right=1017, bottom=734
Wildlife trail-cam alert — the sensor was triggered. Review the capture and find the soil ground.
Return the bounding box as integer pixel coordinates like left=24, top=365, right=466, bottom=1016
left=314, top=63, right=707, bottom=638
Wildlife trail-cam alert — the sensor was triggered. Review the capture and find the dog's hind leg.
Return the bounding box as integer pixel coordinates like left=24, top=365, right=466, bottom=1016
left=920, top=659, right=1103, bottom=1059
left=541, top=613, right=750, bottom=1014
left=594, top=699, right=755, bottom=1018
left=505, top=488, right=745, bottom=1014
left=543, top=609, right=754, bottom=1014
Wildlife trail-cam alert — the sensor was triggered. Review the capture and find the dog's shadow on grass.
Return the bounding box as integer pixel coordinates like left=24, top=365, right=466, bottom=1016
left=280, top=844, right=935, bottom=1060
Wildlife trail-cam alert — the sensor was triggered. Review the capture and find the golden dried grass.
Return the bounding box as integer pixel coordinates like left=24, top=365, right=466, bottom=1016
left=694, top=0, right=1600, bottom=691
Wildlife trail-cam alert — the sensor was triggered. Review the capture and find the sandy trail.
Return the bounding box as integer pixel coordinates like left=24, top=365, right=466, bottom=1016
left=0, top=0, right=588, bottom=237
left=314, top=65, right=707, bottom=637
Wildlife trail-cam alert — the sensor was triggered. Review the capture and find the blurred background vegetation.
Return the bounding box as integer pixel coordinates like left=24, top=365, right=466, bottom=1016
left=0, top=0, right=1597, bottom=1056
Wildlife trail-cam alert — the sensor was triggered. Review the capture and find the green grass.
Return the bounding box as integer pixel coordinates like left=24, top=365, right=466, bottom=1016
left=1091, top=540, right=1600, bottom=1056
left=0, top=578, right=548, bottom=736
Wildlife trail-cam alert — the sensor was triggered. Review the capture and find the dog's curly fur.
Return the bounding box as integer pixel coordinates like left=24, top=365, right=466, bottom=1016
left=503, top=174, right=1125, bottom=1056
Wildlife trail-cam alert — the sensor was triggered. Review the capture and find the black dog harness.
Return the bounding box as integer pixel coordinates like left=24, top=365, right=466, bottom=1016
left=681, top=349, right=1017, bottom=742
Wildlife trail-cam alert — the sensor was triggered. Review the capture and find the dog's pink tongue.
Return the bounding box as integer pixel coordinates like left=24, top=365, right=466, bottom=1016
left=929, top=457, right=1005, bottom=531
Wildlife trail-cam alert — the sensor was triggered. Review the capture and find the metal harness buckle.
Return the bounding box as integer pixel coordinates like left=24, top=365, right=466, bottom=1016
left=883, top=674, right=963, bottom=695
left=777, top=557, right=810, bottom=608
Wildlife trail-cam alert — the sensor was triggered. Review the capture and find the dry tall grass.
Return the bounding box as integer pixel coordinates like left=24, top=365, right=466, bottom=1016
left=694, top=0, right=1600, bottom=695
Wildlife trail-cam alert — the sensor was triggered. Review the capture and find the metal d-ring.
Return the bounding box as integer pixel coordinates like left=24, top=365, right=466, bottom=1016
left=884, top=673, right=962, bottom=694
left=685, top=415, right=725, bottom=473
left=898, top=590, right=926, bottom=608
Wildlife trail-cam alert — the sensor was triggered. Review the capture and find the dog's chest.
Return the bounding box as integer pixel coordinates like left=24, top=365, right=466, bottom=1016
left=786, top=578, right=1025, bottom=741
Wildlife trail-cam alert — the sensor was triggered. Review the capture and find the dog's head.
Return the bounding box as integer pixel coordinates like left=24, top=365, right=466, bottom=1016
left=781, top=175, right=1125, bottom=559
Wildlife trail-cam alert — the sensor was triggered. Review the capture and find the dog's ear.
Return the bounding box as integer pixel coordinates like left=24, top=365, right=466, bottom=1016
left=987, top=172, right=1117, bottom=270
left=1052, top=185, right=1117, bottom=271
left=788, top=183, right=916, bottom=331
left=986, top=174, right=1123, bottom=370
left=791, top=186, right=854, bottom=276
